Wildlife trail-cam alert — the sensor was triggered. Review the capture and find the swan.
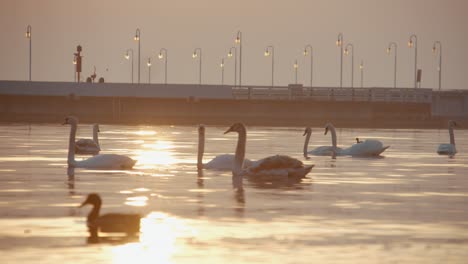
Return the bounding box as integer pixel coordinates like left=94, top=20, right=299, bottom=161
left=80, top=193, right=140, bottom=242
left=64, top=116, right=136, bottom=170
left=224, top=123, right=314, bottom=189
left=437, top=120, right=458, bottom=155
left=325, top=123, right=389, bottom=157
left=197, top=124, right=252, bottom=170
left=75, top=123, right=101, bottom=155
left=303, top=127, right=338, bottom=158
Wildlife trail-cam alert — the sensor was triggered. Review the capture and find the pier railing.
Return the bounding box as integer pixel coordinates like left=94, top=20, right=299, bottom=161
left=232, top=85, right=433, bottom=103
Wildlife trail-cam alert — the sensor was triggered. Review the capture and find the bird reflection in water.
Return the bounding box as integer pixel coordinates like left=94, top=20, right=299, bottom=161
left=196, top=169, right=205, bottom=216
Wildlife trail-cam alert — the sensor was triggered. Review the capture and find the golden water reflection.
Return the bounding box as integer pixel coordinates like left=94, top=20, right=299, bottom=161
left=111, top=212, right=192, bottom=264
left=134, top=140, right=179, bottom=168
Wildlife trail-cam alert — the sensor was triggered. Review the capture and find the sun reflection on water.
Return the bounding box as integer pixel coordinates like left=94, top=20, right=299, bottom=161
left=134, top=140, right=179, bottom=168
left=111, top=212, right=194, bottom=264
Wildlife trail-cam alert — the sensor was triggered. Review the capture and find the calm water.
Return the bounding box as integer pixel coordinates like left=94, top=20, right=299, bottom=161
left=0, top=123, right=467, bottom=263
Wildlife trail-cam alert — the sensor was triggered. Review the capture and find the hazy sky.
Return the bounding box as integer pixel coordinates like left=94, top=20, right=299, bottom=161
left=1, top=0, right=467, bottom=90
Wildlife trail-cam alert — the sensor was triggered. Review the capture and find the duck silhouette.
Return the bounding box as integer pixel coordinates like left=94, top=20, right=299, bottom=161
left=80, top=193, right=141, bottom=243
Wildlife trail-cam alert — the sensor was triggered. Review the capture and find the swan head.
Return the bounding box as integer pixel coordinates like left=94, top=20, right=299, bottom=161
left=448, top=120, right=458, bottom=128
left=303, top=127, right=311, bottom=136
left=79, top=193, right=102, bottom=208
left=93, top=124, right=100, bottom=133
left=198, top=124, right=205, bottom=134
left=224, top=123, right=246, bottom=134
left=63, top=116, right=78, bottom=125
left=324, top=123, right=334, bottom=135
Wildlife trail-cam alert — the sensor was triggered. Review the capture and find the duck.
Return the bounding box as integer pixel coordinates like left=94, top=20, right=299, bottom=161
left=437, top=120, right=458, bottom=155
left=198, top=124, right=252, bottom=170
left=75, top=123, right=101, bottom=155
left=224, top=123, right=314, bottom=189
left=64, top=116, right=136, bottom=170
left=303, top=127, right=338, bottom=158
left=80, top=193, right=140, bottom=241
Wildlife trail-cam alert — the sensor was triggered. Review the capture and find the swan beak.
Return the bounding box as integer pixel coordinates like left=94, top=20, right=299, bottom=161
left=324, top=128, right=329, bottom=135
left=224, top=127, right=232, bottom=134
left=79, top=199, right=90, bottom=208
left=303, top=130, right=307, bottom=136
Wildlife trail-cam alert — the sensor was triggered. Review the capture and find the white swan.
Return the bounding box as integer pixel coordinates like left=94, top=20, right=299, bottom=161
left=303, top=127, right=338, bottom=158
left=64, top=116, right=136, bottom=170
left=75, top=124, right=101, bottom=155
left=224, top=123, right=314, bottom=189
left=437, top=120, right=458, bottom=155
left=325, top=123, right=389, bottom=157
left=197, top=125, right=252, bottom=170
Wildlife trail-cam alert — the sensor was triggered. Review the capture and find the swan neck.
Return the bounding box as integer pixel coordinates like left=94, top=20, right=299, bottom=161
left=449, top=125, right=455, bottom=145
left=68, top=123, right=77, bottom=166
left=197, top=129, right=205, bottom=169
left=303, top=131, right=311, bottom=157
left=329, top=126, right=337, bottom=148
left=232, top=128, right=246, bottom=189
left=93, top=126, right=99, bottom=146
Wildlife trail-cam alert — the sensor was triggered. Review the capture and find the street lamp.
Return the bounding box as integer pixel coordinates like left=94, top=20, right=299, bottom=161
left=359, top=60, right=364, bottom=88
left=336, top=33, right=344, bottom=88
left=432, top=41, right=442, bottom=91
left=158, top=48, right=168, bottom=85
left=25, top=25, right=32, bottom=81
left=264, top=45, right=274, bottom=87
left=220, top=58, right=225, bottom=85
left=344, top=43, right=354, bottom=88
left=192, top=48, right=202, bottom=85
left=293, top=60, right=299, bottom=84
left=147, top=57, right=152, bottom=84
left=386, top=42, right=397, bottom=88
left=408, top=34, right=418, bottom=88
left=134, top=28, right=141, bottom=84
left=235, top=31, right=242, bottom=87
left=227, top=47, right=237, bottom=86
left=124, top=49, right=134, bottom=84
left=303, top=45, right=313, bottom=87
left=72, top=57, right=77, bottom=82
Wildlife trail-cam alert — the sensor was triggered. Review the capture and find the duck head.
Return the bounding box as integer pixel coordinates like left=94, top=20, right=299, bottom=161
left=80, top=193, right=102, bottom=208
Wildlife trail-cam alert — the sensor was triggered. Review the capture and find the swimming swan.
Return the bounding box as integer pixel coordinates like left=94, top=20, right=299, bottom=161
left=75, top=124, right=101, bottom=155
left=197, top=125, right=252, bottom=170
left=65, top=116, right=136, bottom=170
left=325, top=123, right=389, bottom=157
left=80, top=193, right=140, bottom=241
left=437, top=120, right=458, bottom=155
left=303, top=127, right=338, bottom=158
left=225, top=123, right=314, bottom=189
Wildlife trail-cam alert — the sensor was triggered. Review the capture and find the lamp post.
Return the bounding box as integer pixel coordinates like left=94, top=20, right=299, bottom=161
left=336, top=33, right=344, bottom=88
left=359, top=60, right=364, bottom=88
left=72, top=57, right=77, bottom=82
left=147, top=57, right=152, bottom=84
left=25, top=25, right=32, bottom=81
left=264, top=45, right=274, bottom=87
left=235, top=31, right=242, bottom=87
left=432, top=41, right=442, bottom=91
left=408, top=34, right=418, bottom=88
left=158, top=48, right=168, bottom=85
left=220, top=58, right=225, bottom=85
left=134, top=28, right=141, bottom=84
left=303, top=45, right=313, bottom=87
left=227, top=47, right=237, bottom=86
left=344, top=43, right=354, bottom=88
left=294, top=60, right=299, bottom=84
left=386, top=42, right=397, bottom=88
left=124, top=49, right=134, bottom=84
left=192, top=48, right=202, bottom=85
